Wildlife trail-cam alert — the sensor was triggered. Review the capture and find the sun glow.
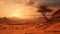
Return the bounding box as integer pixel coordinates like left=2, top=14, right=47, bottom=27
left=0, top=1, right=39, bottom=19
left=11, top=10, right=23, bottom=18
left=12, top=14, right=21, bottom=18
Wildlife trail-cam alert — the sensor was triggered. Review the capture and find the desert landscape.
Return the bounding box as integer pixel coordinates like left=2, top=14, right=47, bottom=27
left=0, top=0, right=60, bottom=34
left=0, top=17, right=60, bottom=34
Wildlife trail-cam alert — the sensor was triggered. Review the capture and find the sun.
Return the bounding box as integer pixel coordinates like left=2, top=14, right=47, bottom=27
left=12, top=14, right=20, bottom=17
left=11, top=13, right=23, bottom=18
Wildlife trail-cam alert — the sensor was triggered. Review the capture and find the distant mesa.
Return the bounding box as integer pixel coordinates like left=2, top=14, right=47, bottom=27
left=0, top=17, right=12, bottom=24
left=0, top=17, right=35, bottom=25
left=0, top=17, right=9, bottom=21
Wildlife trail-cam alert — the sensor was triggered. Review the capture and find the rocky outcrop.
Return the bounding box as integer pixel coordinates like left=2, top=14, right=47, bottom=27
left=51, top=9, right=60, bottom=21
left=0, top=17, right=12, bottom=24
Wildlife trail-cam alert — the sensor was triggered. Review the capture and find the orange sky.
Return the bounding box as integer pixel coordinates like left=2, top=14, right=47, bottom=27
left=0, top=0, right=40, bottom=19
left=0, top=0, right=59, bottom=19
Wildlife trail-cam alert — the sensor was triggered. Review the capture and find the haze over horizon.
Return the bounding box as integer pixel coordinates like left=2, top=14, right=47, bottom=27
left=0, top=0, right=60, bottom=19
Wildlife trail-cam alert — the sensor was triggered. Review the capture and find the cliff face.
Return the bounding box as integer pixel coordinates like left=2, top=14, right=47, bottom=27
left=51, top=9, right=60, bottom=21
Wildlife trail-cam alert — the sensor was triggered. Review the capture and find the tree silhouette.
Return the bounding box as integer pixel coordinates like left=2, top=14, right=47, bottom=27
left=37, top=5, right=53, bottom=22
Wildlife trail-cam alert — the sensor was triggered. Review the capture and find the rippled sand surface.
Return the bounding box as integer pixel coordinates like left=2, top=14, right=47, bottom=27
left=0, top=22, right=60, bottom=34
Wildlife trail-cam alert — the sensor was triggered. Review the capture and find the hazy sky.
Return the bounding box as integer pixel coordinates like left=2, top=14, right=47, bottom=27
left=0, top=0, right=60, bottom=18
left=36, top=0, right=60, bottom=3
left=0, top=0, right=39, bottom=18
left=4, top=0, right=60, bottom=3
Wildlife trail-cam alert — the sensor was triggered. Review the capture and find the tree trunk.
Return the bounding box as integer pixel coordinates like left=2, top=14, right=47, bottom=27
left=41, top=12, right=48, bottom=22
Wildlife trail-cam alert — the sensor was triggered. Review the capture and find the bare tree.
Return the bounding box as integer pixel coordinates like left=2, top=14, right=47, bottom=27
left=37, top=5, right=53, bottom=22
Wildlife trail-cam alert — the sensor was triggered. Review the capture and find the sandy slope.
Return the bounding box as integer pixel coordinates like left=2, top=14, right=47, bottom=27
left=0, top=22, right=60, bottom=34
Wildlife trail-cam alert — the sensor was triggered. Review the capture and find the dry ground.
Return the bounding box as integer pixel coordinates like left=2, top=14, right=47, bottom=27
left=0, top=21, right=60, bottom=34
